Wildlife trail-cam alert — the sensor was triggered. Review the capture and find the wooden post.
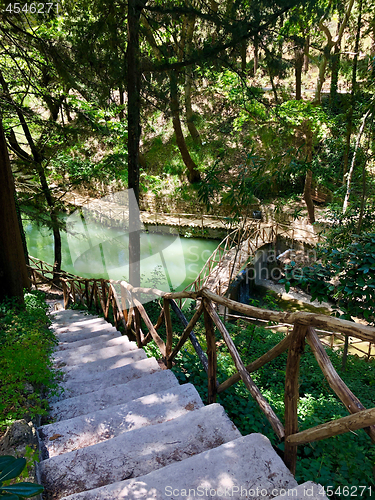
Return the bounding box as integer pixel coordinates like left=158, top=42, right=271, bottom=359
left=284, top=322, right=307, bottom=475
left=134, top=307, right=142, bottom=348
left=164, top=298, right=173, bottom=368
left=62, top=280, right=69, bottom=309
left=71, top=281, right=76, bottom=305
left=84, top=279, right=89, bottom=307
left=204, top=301, right=217, bottom=404
left=101, top=279, right=107, bottom=315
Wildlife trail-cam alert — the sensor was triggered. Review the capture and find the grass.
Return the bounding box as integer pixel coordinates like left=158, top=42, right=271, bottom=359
left=0, top=291, right=59, bottom=434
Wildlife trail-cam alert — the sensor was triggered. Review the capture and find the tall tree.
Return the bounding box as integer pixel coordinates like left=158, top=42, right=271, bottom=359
left=128, top=0, right=145, bottom=287
left=0, top=118, right=29, bottom=303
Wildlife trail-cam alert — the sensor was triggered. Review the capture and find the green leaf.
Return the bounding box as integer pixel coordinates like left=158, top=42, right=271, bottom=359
left=1, top=482, right=44, bottom=497
left=0, top=493, right=19, bottom=499
left=285, top=281, right=290, bottom=293
left=0, top=459, right=26, bottom=483
left=0, top=457, right=16, bottom=473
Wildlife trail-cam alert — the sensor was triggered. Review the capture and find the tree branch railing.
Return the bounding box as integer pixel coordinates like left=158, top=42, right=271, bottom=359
left=27, top=256, right=82, bottom=290
left=181, top=222, right=317, bottom=307
left=56, top=277, right=375, bottom=476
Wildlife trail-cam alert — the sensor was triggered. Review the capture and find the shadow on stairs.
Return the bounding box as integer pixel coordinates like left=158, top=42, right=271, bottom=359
left=36, top=309, right=327, bottom=500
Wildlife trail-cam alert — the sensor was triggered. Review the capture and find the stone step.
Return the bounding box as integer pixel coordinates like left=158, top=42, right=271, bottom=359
left=39, top=383, right=204, bottom=458
left=50, top=310, right=99, bottom=321
left=53, top=336, right=138, bottom=367
left=55, top=325, right=118, bottom=344
left=38, top=403, right=241, bottom=500
left=49, top=369, right=180, bottom=422
left=50, top=312, right=105, bottom=328
left=56, top=330, right=123, bottom=352
left=52, top=317, right=108, bottom=330
left=56, top=433, right=298, bottom=500
left=57, top=357, right=161, bottom=400
left=61, top=349, right=147, bottom=378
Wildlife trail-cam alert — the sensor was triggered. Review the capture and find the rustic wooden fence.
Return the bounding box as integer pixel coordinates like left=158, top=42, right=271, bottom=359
left=27, top=256, right=80, bottom=290
left=182, top=221, right=317, bottom=302
left=59, top=277, right=375, bottom=475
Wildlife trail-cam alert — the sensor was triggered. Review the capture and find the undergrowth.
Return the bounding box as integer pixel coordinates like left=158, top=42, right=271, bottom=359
left=142, top=300, right=375, bottom=496
left=0, top=291, right=58, bottom=433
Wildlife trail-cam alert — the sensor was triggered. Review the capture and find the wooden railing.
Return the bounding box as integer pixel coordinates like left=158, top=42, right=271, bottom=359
left=27, top=256, right=81, bottom=290
left=182, top=222, right=316, bottom=302
left=59, top=277, right=375, bottom=475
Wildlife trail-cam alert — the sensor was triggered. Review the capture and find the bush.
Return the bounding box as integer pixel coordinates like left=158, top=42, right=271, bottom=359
left=0, top=291, right=58, bottom=432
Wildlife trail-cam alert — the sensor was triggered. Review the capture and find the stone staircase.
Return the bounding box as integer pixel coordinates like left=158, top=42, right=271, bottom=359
left=36, top=309, right=327, bottom=499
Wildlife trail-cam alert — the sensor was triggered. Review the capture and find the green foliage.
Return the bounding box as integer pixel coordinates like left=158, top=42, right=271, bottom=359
left=281, top=232, right=375, bottom=323
left=0, top=456, right=44, bottom=499
left=0, top=291, right=58, bottom=432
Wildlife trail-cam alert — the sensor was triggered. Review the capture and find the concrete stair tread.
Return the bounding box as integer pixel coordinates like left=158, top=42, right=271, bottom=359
left=38, top=403, right=241, bottom=499
left=58, top=433, right=299, bottom=500
left=55, top=325, right=118, bottom=344
left=39, top=383, right=204, bottom=458
left=41, top=308, right=323, bottom=500
left=56, top=331, right=123, bottom=351
left=61, top=349, right=147, bottom=377
left=53, top=337, right=138, bottom=366
left=53, top=318, right=110, bottom=331
left=49, top=369, right=180, bottom=422
left=50, top=310, right=99, bottom=320
left=57, top=357, right=161, bottom=400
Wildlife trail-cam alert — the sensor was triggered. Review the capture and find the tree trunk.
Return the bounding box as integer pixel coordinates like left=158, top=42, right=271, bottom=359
left=253, top=38, right=259, bottom=75
left=295, top=46, right=304, bottom=100
left=329, top=44, right=341, bottom=109
left=170, top=71, right=201, bottom=183
left=127, top=0, right=144, bottom=287
left=315, top=51, right=329, bottom=104
left=314, top=0, right=354, bottom=104
left=342, top=0, right=363, bottom=182
left=0, top=68, right=62, bottom=284
left=329, top=21, right=342, bottom=109
left=303, top=36, right=309, bottom=73
left=241, top=40, right=247, bottom=72
left=343, top=108, right=370, bottom=214
left=184, top=15, right=201, bottom=144
left=0, top=119, right=29, bottom=304
left=302, top=121, right=315, bottom=224
left=268, top=64, right=279, bottom=105
left=119, top=85, right=125, bottom=120
left=34, top=163, right=62, bottom=284
left=185, top=69, right=201, bottom=145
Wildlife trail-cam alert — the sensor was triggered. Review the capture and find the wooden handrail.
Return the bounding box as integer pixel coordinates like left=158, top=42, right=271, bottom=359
left=306, top=326, right=375, bottom=442
left=217, top=333, right=292, bottom=393
left=286, top=407, right=375, bottom=446
left=284, top=323, right=308, bottom=474
left=204, top=299, right=285, bottom=440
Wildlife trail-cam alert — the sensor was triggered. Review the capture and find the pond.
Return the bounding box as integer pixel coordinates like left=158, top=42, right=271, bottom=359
left=23, top=215, right=219, bottom=293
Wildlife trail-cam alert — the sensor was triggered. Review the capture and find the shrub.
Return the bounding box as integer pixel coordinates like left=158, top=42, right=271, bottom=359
left=0, top=291, right=58, bottom=432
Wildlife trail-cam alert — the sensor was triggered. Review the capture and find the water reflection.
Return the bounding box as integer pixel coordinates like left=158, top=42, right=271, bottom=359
left=23, top=218, right=218, bottom=292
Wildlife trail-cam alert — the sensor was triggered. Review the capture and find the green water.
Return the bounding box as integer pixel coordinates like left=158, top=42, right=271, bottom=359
left=24, top=218, right=218, bottom=292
